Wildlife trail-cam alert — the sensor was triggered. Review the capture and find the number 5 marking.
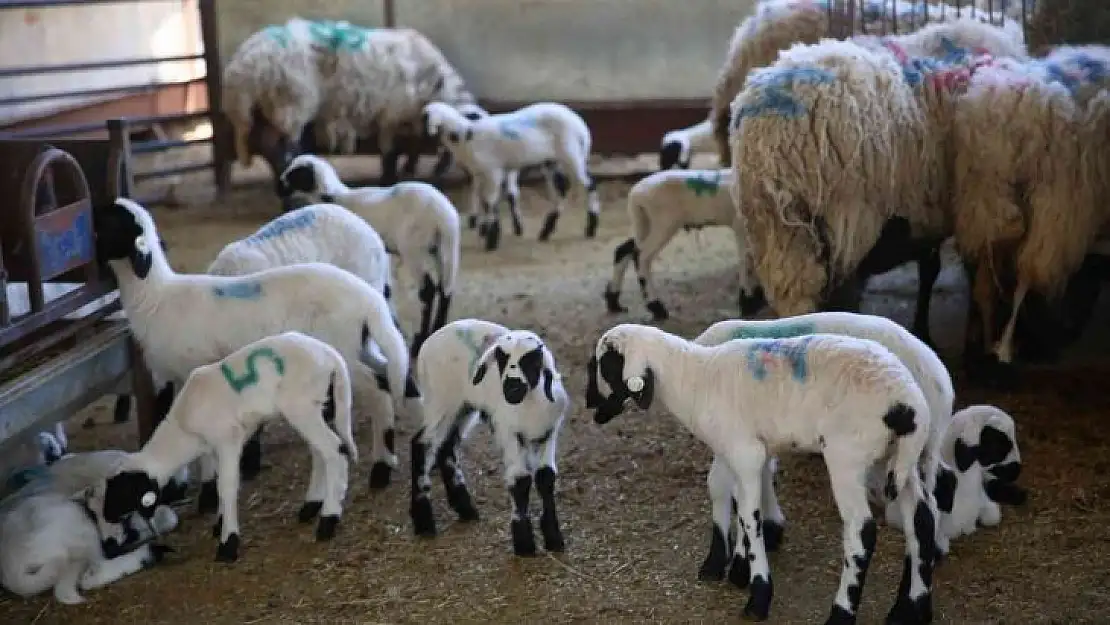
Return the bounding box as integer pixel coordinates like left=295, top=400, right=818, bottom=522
left=221, top=347, right=286, bottom=393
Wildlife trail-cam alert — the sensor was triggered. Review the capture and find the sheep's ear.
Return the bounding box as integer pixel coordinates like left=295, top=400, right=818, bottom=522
left=464, top=128, right=474, bottom=141
left=471, top=362, right=488, bottom=385
left=542, top=368, right=556, bottom=402
left=953, top=438, right=977, bottom=472
left=976, top=425, right=1013, bottom=467
left=472, top=345, right=508, bottom=386
left=584, top=355, right=603, bottom=409
left=629, top=367, right=655, bottom=409
left=129, top=235, right=153, bottom=279
left=283, top=163, right=316, bottom=193
left=518, top=347, right=545, bottom=388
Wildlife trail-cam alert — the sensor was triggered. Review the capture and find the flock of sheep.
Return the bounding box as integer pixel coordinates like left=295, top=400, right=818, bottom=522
left=6, top=0, right=1105, bottom=622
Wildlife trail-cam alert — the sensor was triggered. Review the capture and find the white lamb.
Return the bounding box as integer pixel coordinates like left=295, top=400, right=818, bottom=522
left=99, top=331, right=357, bottom=563
left=423, top=100, right=601, bottom=251
left=409, top=319, right=568, bottom=557
left=658, top=118, right=716, bottom=170
left=92, top=197, right=414, bottom=492
left=447, top=102, right=527, bottom=234
left=692, top=312, right=956, bottom=583
left=277, top=154, right=460, bottom=357
left=585, top=323, right=938, bottom=624
left=603, top=168, right=764, bottom=321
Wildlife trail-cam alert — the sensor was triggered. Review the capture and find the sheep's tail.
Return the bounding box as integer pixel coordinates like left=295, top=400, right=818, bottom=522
left=361, top=303, right=411, bottom=408
left=882, top=401, right=931, bottom=502
left=327, top=368, right=359, bottom=463
left=629, top=199, right=652, bottom=246
left=434, top=200, right=461, bottom=297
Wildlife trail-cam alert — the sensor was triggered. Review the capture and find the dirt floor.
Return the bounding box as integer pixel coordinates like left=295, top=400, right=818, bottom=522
left=3, top=150, right=1110, bottom=625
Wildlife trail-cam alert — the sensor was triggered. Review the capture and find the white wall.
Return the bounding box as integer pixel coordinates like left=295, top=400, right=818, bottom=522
left=0, top=1, right=204, bottom=126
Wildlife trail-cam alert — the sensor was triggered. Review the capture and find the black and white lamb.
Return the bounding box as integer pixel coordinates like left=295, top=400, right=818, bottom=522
left=409, top=319, right=568, bottom=556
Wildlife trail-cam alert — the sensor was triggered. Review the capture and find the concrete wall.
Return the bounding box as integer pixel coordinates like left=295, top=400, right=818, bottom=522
left=0, top=1, right=205, bottom=126
left=214, top=0, right=755, bottom=102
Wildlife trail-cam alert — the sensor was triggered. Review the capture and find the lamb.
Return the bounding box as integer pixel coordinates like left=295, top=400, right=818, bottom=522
left=99, top=331, right=358, bottom=562
left=585, top=323, right=937, bottom=624
left=409, top=319, right=568, bottom=557
left=423, top=100, right=601, bottom=251
left=602, top=168, right=765, bottom=321
left=207, top=202, right=394, bottom=479
left=691, top=311, right=955, bottom=583
left=277, top=154, right=460, bottom=356
left=658, top=118, right=716, bottom=170
left=444, top=102, right=528, bottom=234
left=92, top=197, right=415, bottom=492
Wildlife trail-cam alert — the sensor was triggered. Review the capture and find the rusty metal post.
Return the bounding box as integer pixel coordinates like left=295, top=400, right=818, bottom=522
left=198, top=0, right=231, bottom=194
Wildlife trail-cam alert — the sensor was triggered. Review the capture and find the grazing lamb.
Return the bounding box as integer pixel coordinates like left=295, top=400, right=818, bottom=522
left=423, top=100, right=601, bottom=250
left=92, top=197, right=414, bottom=492
left=585, top=323, right=937, bottom=624
left=659, top=118, right=716, bottom=170
left=278, top=154, right=460, bottom=356
left=99, top=332, right=357, bottom=562
left=692, top=311, right=955, bottom=583
left=207, top=202, right=394, bottom=480
left=409, top=319, right=568, bottom=557
left=603, top=168, right=764, bottom=321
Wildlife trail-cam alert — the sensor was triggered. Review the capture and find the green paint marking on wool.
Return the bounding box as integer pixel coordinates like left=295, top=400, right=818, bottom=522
left=456, top=328, right=497, bottom=377
left=728, top=321, right=817, bottom=340
left=308, top=20, right=374, bottom=52
left=685, top=170, right=723, bottom=197
left=220, top=347, right=286, bottom=393
left=264, top=25, right=291, bottom=48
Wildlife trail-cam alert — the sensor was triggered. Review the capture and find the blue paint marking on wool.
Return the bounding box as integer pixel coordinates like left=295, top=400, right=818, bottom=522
left=745, top=337, right=813, bottom=382
left=496, top=113, right=540, bottom=140
left=1042, top=53, right=1110, bottom=97
left=247, top=210, right=317, bottom=244
left=212, top=281, right=264, bottom=300
left=264, top=25, right=290, bottom=48
left=728, top=321, right=817, bottom=341
left=735, top=67, right=836, bottom=121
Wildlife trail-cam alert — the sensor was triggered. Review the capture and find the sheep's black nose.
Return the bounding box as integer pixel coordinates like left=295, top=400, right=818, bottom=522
left=503, top=378, right=528, bottom=405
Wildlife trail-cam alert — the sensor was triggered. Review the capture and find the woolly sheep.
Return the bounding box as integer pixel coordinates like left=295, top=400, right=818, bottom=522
left=409, top=319, right=568, bottom=557
left=691, top=311, right=955, bottom=583
left=277, top=154, right=461, bottom=356
left=444, top=102, right=529, bottom=235
left=100, top=331, right=358, bottom=562
left=423, top=100, right=601, bottom=251
left=602, top=168, right=765, bottom=321
left=708, top=0, right=1020, bottom=165
left=659, top=118, right=716, bottom=170
left=585, top=323, right=938, bottom=624
left=92, top=197, right=415, bottom=491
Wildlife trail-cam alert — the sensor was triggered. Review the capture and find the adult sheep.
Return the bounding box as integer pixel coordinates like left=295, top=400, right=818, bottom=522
left=708, top=0, right=1019, bottom=166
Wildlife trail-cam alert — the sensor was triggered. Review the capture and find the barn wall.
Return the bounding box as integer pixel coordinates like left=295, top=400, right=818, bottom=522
left=0, top=1, right=205, bottom=126
left=214, top=0, right=753, bottom=102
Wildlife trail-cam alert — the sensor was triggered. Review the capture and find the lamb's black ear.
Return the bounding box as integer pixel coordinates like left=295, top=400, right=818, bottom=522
left=597, top=349, right=626, bottom=390
left=953, top=438, right=977, bottom=472
left=542, top=368, right=555, bottom=402
left=584, top=355, right=603, bottom=409
left=518, top=347, right=545, bottom=388
left=630, top=367, right=655, bottom=409
left=472, top=362, right=489, bottom=386
left=492, top=346, right=510, bottom=375
left=283, top=163, right=316, bottom=193
left=976, top=425, right=1014, bottom=467
left=464, top=128, right=474, bottom=141
left=129, top=244, right=153, bottom=279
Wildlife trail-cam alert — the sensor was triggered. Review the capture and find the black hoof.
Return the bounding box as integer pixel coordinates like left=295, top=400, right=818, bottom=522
left=698, top=526, right=731, bottom=581
left=112, top=395, right=131, bottom=423
left=512, top=216, right=524, bottom=237
left=763, top=521, right=785, bottom=552
left=824, top=605, right=858, bottom=625
left=885, top=594, right=931, bottom=625
left=198, top=480, right=219, bottom=514
left=316, top=514, right=340, bottom=541
left=603, top=288, right=628, bottom=314
left=739, top=287, right=767, bottom=317
left=467, top=214, right=479, bottom=229
left=646, top=300, right=669, bottom=322
left=215, top=533, right=240, bottom=562
left=585, top=213, right=599, bottom=238
left=728, top=554, right=751, bottom=589
left=538, top=213, right=558, bottom=242
left=484, top=221, right=501, bottom=251
left=447, top=488, right=480, bottom=522
left=742, top=577, right=773, bottom=621
left=368, top=462, right=392, bottom=490
left=411, top=498, right=437, bottom=537
left=540, top=512, right=565, bottom=552
left=298, top=501, right=323, bottom=523
left=511, top=518, right=537, bottom=557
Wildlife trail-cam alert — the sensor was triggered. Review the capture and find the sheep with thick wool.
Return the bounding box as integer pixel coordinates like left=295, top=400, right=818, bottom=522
left=730, top=22, right=1021, bottom=346
left=603, top=168, right=764, bottom=321
left=691, top=311, right=955, bottom=585
left=99, top=332, right=357, bottom=562
left=423, top=101, right=601, bottom=251
left=207, top=202, right=394, bottom=480
left=659, top=118, right=716, bottom=170
left=585, top=323, right=938, bottom=624
left=409, top=319, right=568, bottom=557
left=708, top=0, right=1019, bottom=166
left=92, top=198, right=415, bottom=492
left=278, top=154, right=461, bottom=356
left=951, top=45, right=1110, bottom=384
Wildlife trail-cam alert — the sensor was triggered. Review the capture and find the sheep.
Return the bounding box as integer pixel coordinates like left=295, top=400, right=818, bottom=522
left=691, top=311, right=955, bottom=584
left=92, top=197, right=415, bottom=492
left=207, top=202, right=394, bottom=480
left=708, top=0, right=1020, bottom=166
left=99, top=331, right=357, bottom=562
left=585, top=323, right=938, bottom=624
left=0, top=448, right=180, bottom=604
left=659, top=118, right=716, bottom=170
left=729, top=21, right=1022, bottom=347
left=951, top=45, right=1110, bottom=386
left=884, top=405, right=1026, bottom=542
left=277, top=154, right=461, bottom=357
left=423, top=100, right=601, bottom=251
left=408, top=319, right=568, bottom=557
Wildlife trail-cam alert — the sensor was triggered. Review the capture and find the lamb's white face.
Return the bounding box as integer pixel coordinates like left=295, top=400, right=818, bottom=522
left=278, top=155, right=332, bottom=199
left=585, top=327, right=654, bottom=423
left=471, top=331, right=557, bottom=405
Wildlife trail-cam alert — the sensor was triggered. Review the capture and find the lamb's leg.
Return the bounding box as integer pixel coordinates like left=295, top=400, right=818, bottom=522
left=732, top=227, right=768, bottom=317
left=724, top=445, right=773, bottom=621
left=284, top=407, right=350, bottom=541
left=495, top=427, right=537, bottom=556
left=569, top=157, right=602, bottom=239
left=885, top=467, right=937, bottom=625
left=213, top=445, right=244, bottom=562
left=532, top=426, right=564, bottom=552
left=78, top=544, right=167, bottom=591
left=466, top=178, right=482, bottom=230
left=431, top=146, right=454, bottom=179
left=239, top=426, right=264, bottom=481
left=362, top=380, right=398, bottom=490
left=435, top=414, right=480, bottom=522
left=477, top=172, right=505, bottom=252
left=823, top=459, right=877, bottom=625
left=297, top=446, right=327, bottom=523
left=197, top=450, right=219, bottom=515
left=635, top=224, right=682, bottom=322
left=700, top=455, right=735, bottom=581
left=993, top=279, right=1030, bottom=366
left=605, top=238, right=638, bottom=314
left=53, top=560, right=88, bottom=605
left=977, top=499, right=1002, bottom=527
left=537, top=162, right=567, bottom=241
left=379, top=130, right=401, bottom=186
left=410, top=417, right=455, bottom=537
left=913, top=245, right=942, bottom=350
left=410, top=258, right=438, bottom=358
left=760, top=457, right=786, bottom=551
left=503, top=169, right=524, bottom=237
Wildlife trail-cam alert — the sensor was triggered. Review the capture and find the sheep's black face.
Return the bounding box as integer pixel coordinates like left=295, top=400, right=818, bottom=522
left=279, top=163, right=316, bottom=197
left=658, top=141, right=684, bottom=170
left=471, top=332, right=556, bottom=405
left=93, top=199, right=153, bottom=279
left=587, top=344, right=654, bottom=424
left=102, top=470, right=161, bottom=523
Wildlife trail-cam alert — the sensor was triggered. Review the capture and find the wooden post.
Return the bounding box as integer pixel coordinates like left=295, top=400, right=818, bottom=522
left=128, top=335, right=160, bottom=445
left=107, top=119, right=135, bottom=199
left=198, top=0, right=231, bottom=194
left=383, top=0, right=396, bottom=28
